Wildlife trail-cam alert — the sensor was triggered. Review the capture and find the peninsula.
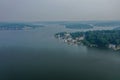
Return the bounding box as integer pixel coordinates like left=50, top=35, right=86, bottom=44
left=55, top=30, right=120, bottom=50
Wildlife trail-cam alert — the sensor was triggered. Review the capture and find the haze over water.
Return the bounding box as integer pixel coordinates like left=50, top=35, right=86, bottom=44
left=0, top=24, right=120, bottom=80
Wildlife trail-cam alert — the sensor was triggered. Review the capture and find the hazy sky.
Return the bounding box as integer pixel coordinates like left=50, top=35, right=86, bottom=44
left=0, top=0, right=120, bottom=22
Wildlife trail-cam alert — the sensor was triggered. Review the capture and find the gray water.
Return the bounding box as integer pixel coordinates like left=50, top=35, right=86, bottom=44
left=0, top=25, right=120, bottom=80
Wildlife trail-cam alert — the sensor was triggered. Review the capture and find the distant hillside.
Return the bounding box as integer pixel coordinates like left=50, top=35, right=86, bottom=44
left=93, top=21, right=120, bottom=27
left=0, top=23, right=44, bottom=30
left=113, top=27, right=120, bottom=30
left=65, top=24, right=93, bottom=29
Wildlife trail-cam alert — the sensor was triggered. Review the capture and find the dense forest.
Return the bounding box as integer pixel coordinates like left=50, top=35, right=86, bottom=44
left=83, top=30, right=120, bottom=47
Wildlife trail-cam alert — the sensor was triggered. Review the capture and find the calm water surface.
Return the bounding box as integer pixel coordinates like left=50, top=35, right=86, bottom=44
left=0, top=25, right=120, bottom=80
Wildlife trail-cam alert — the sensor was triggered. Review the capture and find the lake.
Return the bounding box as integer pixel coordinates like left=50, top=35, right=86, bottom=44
left=0, top=24, right=120, bottom=80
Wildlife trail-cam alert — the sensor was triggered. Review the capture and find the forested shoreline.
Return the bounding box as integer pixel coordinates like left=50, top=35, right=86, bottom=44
left=55, top=30, right=120, bottom=50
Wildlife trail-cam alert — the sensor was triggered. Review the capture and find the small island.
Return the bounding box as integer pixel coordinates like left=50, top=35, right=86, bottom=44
left=55, top=30, right=120, bottom=50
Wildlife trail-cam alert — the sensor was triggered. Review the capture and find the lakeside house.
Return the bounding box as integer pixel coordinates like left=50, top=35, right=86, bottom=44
left=108, top=44, right=120, bottom=50
left=108, top=44, right=116, bottom=49
left=59, top=33, right=85, bottom=45
left=76, top=36, right=84, bottom=41
left=115, top=45, right=120, bottom=50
